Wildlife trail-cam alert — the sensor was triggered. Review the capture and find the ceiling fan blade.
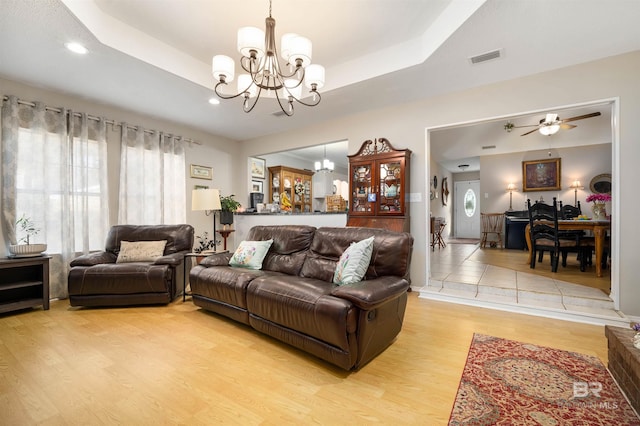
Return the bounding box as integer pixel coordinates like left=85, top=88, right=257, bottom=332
left=561, top=111, right=601, bottom=123
left=512, top=124, right=540, bottom=129
left=520, top=128, right=539, bottom=136
left=560, top=123, right=577, bottom=130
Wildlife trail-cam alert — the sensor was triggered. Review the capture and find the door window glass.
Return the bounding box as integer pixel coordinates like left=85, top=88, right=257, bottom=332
left=464, top=188, right=476, bottom=217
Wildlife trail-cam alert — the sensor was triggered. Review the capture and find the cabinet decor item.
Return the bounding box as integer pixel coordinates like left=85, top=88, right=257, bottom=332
left=347, top=138, right=411, bottom=232
left=0, top=256, right=50, bottom=314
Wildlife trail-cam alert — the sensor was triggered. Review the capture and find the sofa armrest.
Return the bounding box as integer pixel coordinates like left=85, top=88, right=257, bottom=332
left=330, top=276, right=410, bottom=311
left=199, top=252, right=232, bottom=267
left=70, top=251, right=117, bottom=267
left=154, top=251, right=188, bottom=267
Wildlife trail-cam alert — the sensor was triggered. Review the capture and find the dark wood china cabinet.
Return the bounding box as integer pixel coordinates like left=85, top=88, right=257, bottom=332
left=346, top=138, right=411, bottom=233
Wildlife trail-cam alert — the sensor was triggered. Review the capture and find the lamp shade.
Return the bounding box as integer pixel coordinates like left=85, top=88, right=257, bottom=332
left=212, top=55, right=235, bottom=83
left=305, top=64, right=325, bottom=89
left=238, top=74, right=258, bottom=98
left=237, top=26, right=265, bottom=58
left=286, top=35, right=312, bottom=67
left=192, top=188, right=222, bottom=211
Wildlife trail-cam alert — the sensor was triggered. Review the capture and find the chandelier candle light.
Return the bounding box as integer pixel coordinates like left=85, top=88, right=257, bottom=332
left=212, top=0, right=325, bottom=116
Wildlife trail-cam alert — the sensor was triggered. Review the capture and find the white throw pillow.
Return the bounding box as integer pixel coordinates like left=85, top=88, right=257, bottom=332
left=333, top=236, right=375, bottom=285
left=116, top=240, right=167, bottom=263
left=228, top=239, right=274, bottom=269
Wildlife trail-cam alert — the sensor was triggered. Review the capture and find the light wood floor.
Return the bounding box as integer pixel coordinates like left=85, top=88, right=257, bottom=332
left=0, top=295, right=609, bottom=425
left=465, top=245, right=612, bottom=293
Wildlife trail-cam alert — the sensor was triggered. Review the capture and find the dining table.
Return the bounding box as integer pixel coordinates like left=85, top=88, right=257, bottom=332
left=525, top=219, right=611, bottom=277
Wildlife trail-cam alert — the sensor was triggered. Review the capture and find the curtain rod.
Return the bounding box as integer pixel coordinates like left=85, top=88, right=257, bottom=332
left=2, top=95, right=202, bottom=145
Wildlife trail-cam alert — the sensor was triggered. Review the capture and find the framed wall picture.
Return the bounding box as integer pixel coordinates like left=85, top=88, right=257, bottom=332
left=249, top=157, right=266, bottom=179
left=522, top=158, right=561, bottom=191
left=251, top=180, right=263, bottom=193
left=190, top=164, right=212, bottom=180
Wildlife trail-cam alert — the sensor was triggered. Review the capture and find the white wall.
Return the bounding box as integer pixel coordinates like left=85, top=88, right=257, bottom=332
left=238, top=51, right=640, bottom=316
left=0, top=76, right=240, bottom=253
left=479, top=144, right=612, bottom=213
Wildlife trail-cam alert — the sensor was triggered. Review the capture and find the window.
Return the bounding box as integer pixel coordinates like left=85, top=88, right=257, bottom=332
left=464, top=188, right=476, bottom=217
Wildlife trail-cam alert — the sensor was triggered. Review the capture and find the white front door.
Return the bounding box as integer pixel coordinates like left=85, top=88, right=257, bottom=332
left=454, top=180, right=481, bottom=238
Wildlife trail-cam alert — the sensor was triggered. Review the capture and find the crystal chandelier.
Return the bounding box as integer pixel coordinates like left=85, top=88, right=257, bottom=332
left=315, top=145, right=334, bottom=172
left=211, top=0, right=325, bottom=116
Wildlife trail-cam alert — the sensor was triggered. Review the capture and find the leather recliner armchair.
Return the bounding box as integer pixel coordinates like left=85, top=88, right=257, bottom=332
left=68, top=224, right=194, bottom=307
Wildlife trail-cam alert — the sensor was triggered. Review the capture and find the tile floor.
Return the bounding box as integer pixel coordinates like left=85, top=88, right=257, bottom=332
left=419, top=242, right=629, bottom=326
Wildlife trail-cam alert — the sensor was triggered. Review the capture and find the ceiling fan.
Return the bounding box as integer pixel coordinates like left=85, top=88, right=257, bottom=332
left=513, top=111, right=601, bottom=136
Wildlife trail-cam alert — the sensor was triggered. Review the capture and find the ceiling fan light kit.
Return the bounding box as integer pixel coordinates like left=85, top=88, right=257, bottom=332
left=211, top=0, right=325, bottom=116
left=506, top=111, right=601, bottom=136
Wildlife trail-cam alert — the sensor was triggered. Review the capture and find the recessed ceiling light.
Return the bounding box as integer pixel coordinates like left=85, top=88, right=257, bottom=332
left=65, top=42, right=88, bottom=55
left=208, top=98, right=220, bottom=105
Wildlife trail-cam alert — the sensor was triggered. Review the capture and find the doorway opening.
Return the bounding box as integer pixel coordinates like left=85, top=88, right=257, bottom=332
left=424, top=97, right=619, bottom=310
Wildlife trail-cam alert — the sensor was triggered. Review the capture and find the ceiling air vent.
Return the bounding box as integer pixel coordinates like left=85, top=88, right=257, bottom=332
left=482, top=145, right=496, bottom=150
left=469, top=49, right=502, bottom=65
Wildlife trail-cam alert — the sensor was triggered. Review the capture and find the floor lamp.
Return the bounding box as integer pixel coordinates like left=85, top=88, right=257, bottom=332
left=192, top=188, right=222, bottom=252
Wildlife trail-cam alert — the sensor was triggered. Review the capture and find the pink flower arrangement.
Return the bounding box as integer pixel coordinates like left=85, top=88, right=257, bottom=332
left=586, top=193, right=611, bottom=204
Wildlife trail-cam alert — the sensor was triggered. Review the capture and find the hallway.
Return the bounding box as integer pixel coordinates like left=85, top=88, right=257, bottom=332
left=419, top=241, right=627, bottom=326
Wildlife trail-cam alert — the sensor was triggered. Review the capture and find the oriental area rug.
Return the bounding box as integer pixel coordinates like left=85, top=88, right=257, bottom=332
left=449, top=334, right=640, bottom=425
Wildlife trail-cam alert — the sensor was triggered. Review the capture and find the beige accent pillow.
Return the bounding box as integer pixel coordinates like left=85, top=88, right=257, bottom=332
left=116, top=240, right=167, bottom=263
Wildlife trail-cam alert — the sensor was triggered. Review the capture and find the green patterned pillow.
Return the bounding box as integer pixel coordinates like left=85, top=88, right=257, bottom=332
left=228, top=239, right=273, bottom=269
left=333, top=236, right=375, bottom=285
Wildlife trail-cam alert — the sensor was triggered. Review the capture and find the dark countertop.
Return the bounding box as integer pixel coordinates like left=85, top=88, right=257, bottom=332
left=236, top=211, right=347, bottom=216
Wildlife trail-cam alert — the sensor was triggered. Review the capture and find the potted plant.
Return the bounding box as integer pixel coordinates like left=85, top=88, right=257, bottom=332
left=220, top=194, right=241, bottom=225
left=9, top=214, right=47, bottom=256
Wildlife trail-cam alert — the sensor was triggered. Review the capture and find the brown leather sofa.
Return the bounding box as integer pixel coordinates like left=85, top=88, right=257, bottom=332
left=68, top=224, right=194, bottom=307
left=189, top=225, right=413, bottom=370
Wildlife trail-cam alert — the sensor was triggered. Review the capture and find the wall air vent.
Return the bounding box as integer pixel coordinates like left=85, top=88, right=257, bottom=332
left=469, top=49, right=502, bottom=65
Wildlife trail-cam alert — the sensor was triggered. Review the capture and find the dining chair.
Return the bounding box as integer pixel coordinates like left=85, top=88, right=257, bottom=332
left=480, top=213, right=504, bottom=248
left=527, top=198, right=585, bottom=272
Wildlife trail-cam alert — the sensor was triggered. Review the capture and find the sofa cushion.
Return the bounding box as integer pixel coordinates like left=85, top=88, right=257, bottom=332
left=246, top=275, right=355, bottom=351
left=190, top=265, right=273, bottom=309
left=229, top=239, right=273, bottom=269
left=105, top=224, right=194, bottom=255
left=116, top=240, right=167, bottom=263
left=68, top=263, right=171, bottom=295
left=246, top=225, right=316, bottom=275
left=301, top=227, right=414, bottom=283
left=333, top=236, right=374, bottom=285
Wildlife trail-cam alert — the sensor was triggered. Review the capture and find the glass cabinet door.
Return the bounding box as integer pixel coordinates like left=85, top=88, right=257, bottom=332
left=378, top=160, right=402, bottom=214
left=351, top=162, right=374, bottom=213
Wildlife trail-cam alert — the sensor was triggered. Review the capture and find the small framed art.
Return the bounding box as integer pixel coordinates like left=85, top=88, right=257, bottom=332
left=190, top=164, right=212, bottom=180
left=249, top=157, right=266, bottom=179
left=251, top=180, right=264, bottom=193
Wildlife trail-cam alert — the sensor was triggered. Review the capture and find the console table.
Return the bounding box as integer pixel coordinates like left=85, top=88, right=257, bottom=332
left=605, top=325, right=640, bottom=414
left=0, top=256, right=50, bottom=314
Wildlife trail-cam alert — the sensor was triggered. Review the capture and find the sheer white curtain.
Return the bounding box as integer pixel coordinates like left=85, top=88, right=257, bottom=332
left=1, top=96, right=109, bottom=298
left=118, top=125, right=186, bottom=224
